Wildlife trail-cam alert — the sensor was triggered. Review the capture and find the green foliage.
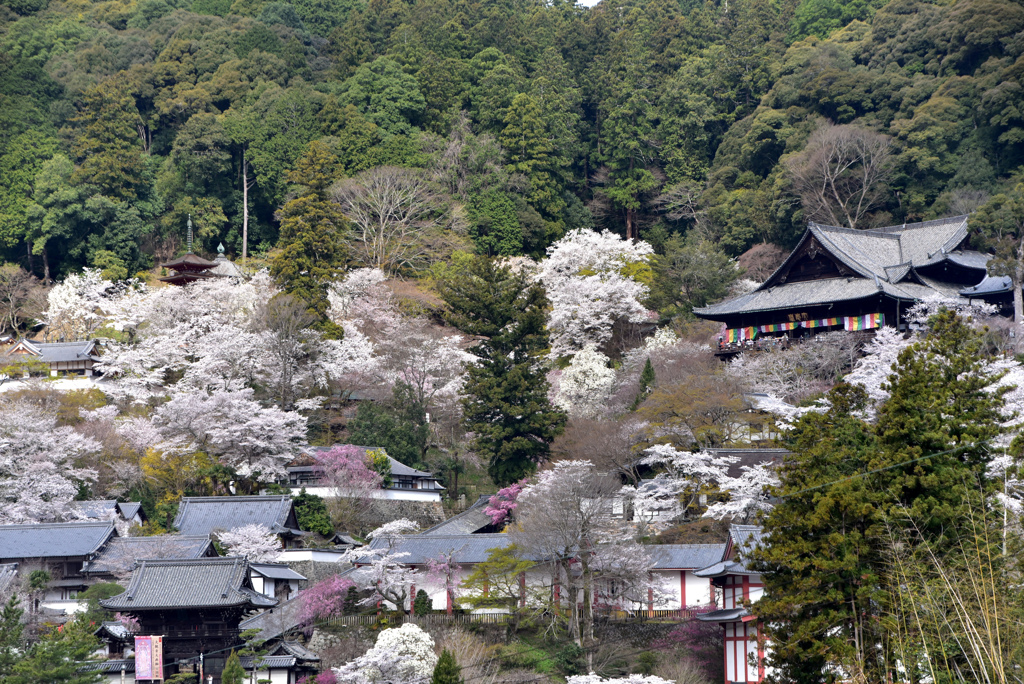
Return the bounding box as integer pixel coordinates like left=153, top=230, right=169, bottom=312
left=0, top=596, right=24, bottom=679
left=292, top=489, right=334, bottom=536
left=79, top=582, right=125, bottom=625
left=634, top=652, right=658, bottom=676
left=414, top=589, right=432, bottom=616
left=8, top=617, right=103, bottom=684
left=436, top=257, right=566, bottom=485
left=649, top=232, right=741, bottom=317
left=366, top=448, right=393, bottom=488
left=222, top=651, right=245, bottom=684
left=554, top=644, right=585, bottom=676
left=467, top=190, right=522, bottom=256
left=348, top=384, right=430, bottom=467
left=432, top=649, right=463, bottom=684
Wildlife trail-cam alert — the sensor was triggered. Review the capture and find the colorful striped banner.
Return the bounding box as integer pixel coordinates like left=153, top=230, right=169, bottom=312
left=800, top=317, right=840, bottom=329
left=844, top=313, right=884, bottom=331
left=725, top=327, right=758, bottom=343
left=759, top=322, right=797, bottom=333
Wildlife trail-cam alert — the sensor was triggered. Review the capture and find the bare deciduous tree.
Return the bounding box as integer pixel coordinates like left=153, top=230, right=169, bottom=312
left=787, top=121, right=893, bottom=229
left=0, top=265, right=44, bottom=335
left=331, top=167, right=449, bottom=274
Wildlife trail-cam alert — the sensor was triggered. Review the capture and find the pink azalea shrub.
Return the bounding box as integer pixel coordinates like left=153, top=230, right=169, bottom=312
left=484, top=481, right=524, bottom=526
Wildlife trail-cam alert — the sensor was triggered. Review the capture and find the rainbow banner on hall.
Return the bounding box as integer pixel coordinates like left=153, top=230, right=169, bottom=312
left=800, top=317, right=840, bottom=329
left=725, top=326, right=758, bottom=343
left=844, top=313, right=884, bottom=331
left=759, top=322, right=797, bottom=333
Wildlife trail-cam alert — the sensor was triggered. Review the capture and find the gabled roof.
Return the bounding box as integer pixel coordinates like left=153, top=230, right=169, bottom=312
left=696, top=216, right=985, bottom=318
left=94, top=621, right=130, bottom=642
left=421, top=495, right=498, bottom=535
left=99, top=557, right=278, bottom=610
left=648, top=544, right=727, bottom=570
left=250, top=563, right=306, bottom=581
left=364, top=533, right=512, bottom=565
left=694, top=524, right=764, bottom=578
left=239, top=590, right=312, bottom=640
left=83, top=535, right=217, bottom=574
left=173, top=496, right=303, bottom=537
left=0, top=522, right=116, bottom=560
left=8, top=339, right=98, bottom=363
left=304, top=446, right=439, bottom=480
left=68, top=500, right=145, bottom=522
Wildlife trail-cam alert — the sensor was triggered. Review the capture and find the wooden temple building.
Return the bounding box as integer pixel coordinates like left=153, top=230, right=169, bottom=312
left=100, top=557, right=278, bottom=682
left=159, top=215, right=242, bottom=285
left=695, top=216, right=996, bottom=349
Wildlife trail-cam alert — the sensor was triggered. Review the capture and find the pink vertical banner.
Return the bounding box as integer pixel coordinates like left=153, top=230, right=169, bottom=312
left=135, top=636, right=153, bottom=679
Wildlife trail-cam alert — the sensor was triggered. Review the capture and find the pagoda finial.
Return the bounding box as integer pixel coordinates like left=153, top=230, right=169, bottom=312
left=217, top=242, right=225, bottom=255
left=187, top=214, right=193, bottom=253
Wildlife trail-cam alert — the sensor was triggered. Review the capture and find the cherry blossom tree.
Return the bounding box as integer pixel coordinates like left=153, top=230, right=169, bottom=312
left=341, top=519, right=421, bottom=611
left=425, top=549, right=462, bottom=613
left=622, top=445, right=737, bottom=523
left=299, top=574, right=357, bottom=625
left=704, top=462, right=780, bottom=523
left=844, top=326, right=914, bottom=411
left=333, top=624, right=437, bottom=684
left=43, top=268, right=128, bottom=341
left=554, top=345, right=616, bottom=418
left=540, top=230, right=655, bottom=356
left=512, top=461, right=661, bottom=653
left=568, top=673, right=675, bottom=684
left=219, top=524, right=282, bottom=563
left=0, top=399, right=100, bottom=523
left=313, top=445, right=384, bottom=533
left=484, top=481, right=524, bottom=526
left=153, top=388, right=306, bottom=488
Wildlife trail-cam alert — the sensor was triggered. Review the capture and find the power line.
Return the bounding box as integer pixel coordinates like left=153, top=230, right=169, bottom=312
left=777, top=441, right=987, bottom=499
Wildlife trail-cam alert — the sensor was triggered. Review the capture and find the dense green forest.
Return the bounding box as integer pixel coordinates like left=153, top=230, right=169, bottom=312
left=1, top=0, right=1022, bottom=282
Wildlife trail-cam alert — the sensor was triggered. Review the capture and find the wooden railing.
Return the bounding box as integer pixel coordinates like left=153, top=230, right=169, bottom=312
left=319, top=609, right=698, bottom=628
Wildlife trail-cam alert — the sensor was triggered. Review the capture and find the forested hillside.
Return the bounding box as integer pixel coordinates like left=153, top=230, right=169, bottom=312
left=1, top=0, right=1023, bottom=285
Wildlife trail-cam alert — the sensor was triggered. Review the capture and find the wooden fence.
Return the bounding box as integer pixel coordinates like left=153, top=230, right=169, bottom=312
left=320, top=609, right=698, bottom=628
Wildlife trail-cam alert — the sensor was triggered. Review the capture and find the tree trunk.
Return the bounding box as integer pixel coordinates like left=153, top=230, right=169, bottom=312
left=25, top=242, right=33, bottom=275
left=242, top=152, right=250, bottom=262
left=42, top=245, right=50, bottom=285
left=1015, top=256, right=1024, bottom=353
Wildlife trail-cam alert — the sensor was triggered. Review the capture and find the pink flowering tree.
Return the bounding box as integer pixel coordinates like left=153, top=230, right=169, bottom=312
left=115, top=613, right=140, bottom=633
left=651, top=604, right=724, bottom=683
left=298, top=673, right=337, bottom=684
left=425, top=549, right=462, bottom=614
left=299, top=574, right=357, bottom=625
left=484, top=481, right=524, bottom=526
left=314, top=445, right=384, bottom=533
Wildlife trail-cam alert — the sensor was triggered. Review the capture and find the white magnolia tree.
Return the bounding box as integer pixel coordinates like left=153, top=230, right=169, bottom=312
left=219, top=524, right=282, bottom=563
left=333, top=624, right=438, bottom=684
left=540, top=230, right=655, bottom=356
left=0, top=400, right=100, bottom=523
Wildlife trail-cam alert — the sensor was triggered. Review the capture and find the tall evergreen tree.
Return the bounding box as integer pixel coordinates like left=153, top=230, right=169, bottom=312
left=437, top=257, right=566, bottom=485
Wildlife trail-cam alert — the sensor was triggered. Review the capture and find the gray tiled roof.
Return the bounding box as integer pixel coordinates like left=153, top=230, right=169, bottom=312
left=80, top=659, right=135, bottom=673
left=94, top=621, right=130, bottom=641
left=100, top=557, right=278, bottom=610
left=173, top=496, right=302, bottom=537
left=963, top=275, right=1012, bottom=296
left=14, top=340, right=98, bottom=363
left=648, top=544, right=727, bottom=569
left=695, top=607, right=750, bottom=622
left=270, top=641, right=320, bottom=661
left=83, top=535, right=216, bottom=574
left=0, top=563, right=18, bottom=593
left=250, top=563, right=306, bottom=581
left=365, top=533, right=512, bottom=565
left=421, top=495, right=496, bottom=535
left=0, top=522, right=115, bottom=560
left=69, top=500, right=144, bottom=521
left=696, top=216, right=985, bottom=318
left=239, top=591, right=309, bottom=639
